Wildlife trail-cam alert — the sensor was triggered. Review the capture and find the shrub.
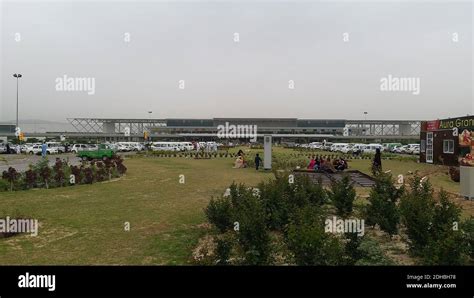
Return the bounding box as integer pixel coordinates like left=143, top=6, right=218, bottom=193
left=365, top=173, right=403, bottom=235
left=113, top=155, right=127, bottom=175
left=399, top=176, right=435, bottom=255
left=205, top=196, right=233, bottom=233
left=329, top=175, right=356, bottom=217
left=400, top=178, right=469, bottom=264
left=460, top=217, right=474, bottom=261
left=2, top=167, right=20, bottom=191
left=354, top=237, right=394, bottom=265
left=286, top=205, right=346, bottom=265
left=232, top=186, right=271, bottom=265
left=53, top=159, right=65, bottom=187
left=24, top=169, right=37, bottom=189
left=215, top=232, right=235, bottom=265
left=83, top=168, right=94, bottom=184
left=449, top=167, right=460, bottom=182
left=70, top=165, right=83, bottom=184
left=0, top=179, right=9, bottom=192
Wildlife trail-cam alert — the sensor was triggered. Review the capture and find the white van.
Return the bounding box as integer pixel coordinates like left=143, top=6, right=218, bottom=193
left=330, top=143, right=349, bottom=152
left=151, top=142, right=180, bottom=151
left=363, top=144, right=384, bottom=154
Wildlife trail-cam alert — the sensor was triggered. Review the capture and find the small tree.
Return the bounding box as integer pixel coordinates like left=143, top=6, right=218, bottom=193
left=39, top=165, right=51, bottom=189
left=24, top=169, right=37, bottom=189
left=286, top=205, right=346, bottom=265
left=205, top=196, right=233, bottom=233
left=2, top=167, right=20, bottom=191
left=399, top=176, right=435, bottom=256
left=232, top=187, right=271, bottom=265
left=329, top=175, right=356, bottom=217
left=365, top=173, right=403, bottom=235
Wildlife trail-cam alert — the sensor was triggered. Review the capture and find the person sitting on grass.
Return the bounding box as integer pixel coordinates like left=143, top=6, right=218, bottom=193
left=314, top=157, right=321, bottom=171
left=335, top=158, right=347, bottom=171
left=233, top=156, right=244, bottom=168
left=307, top=156, right=316, bottom=170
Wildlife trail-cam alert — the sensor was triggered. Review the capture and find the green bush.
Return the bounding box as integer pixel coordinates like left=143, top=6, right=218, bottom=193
left=286, top=205, right=346, bottom=265
left=399, top=176, right=435, bottom=255
left=0, top=179, right=9, bottom=192
left=215, top=232, right=235, bottom=265
left=365, top=173, right=403, bottom=235
left=232, top=187, right=272, bottom=265
left=400, top=177, right=469, bottom=264
left=205, top=196, right=233, bottom=233
left=329, top=175, right=356, bottom=217
left=354, top=237, right=394, bottom=265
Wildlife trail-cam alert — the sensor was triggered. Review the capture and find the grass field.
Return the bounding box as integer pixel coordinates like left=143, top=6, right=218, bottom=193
left=0, top=149, right=470, bottom=265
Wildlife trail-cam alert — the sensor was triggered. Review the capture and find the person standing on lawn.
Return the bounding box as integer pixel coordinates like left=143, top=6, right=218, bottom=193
left=372, top=148, right=382, bottom=175
left=41, top=141, right=48, bottom=158
left=255, top=153, right=262, bottom=170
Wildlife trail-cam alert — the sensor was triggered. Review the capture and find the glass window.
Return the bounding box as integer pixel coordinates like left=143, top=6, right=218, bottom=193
left=443, top=140, right=454, bottom=154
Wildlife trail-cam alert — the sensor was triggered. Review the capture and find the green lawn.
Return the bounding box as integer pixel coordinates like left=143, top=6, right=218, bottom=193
left=0, top=157, right=272, bottom=265
left=0, top=150, right=467, bottom=265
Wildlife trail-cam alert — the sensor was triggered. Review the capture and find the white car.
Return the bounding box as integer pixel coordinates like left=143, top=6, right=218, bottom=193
left=405, top=144, right=420, bottom=154
left=71, top=144, right=91, bottom=153
left=406, top=144, right=420, bottom=154
left=322, top=142, right=333, bottom=151
left=47, top=142, right=65, bottom=154
left=309, top=142, right=322, bottom=149
left=412, top=147, right=420, bottom=155
left=26, top=144, right=58, bottom=155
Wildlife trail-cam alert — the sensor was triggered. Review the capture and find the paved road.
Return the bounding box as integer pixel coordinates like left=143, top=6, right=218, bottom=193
left=0, top=152, right=136, bottom=173
left=0, top=153, right=82, bottom=172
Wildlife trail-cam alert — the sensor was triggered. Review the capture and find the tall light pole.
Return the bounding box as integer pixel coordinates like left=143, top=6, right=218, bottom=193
left=13, top=74, right=22, bottom=132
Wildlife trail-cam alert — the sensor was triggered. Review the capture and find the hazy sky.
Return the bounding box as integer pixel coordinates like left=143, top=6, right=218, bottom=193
left=1, top=0, right=473, bottom=122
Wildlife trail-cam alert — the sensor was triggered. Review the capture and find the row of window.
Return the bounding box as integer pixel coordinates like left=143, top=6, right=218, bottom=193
left=420, top=139, right=454, bottom=154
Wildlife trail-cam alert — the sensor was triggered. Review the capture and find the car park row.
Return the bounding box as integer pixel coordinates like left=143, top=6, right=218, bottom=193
left=0, top=141, right=222, bottom=155
left=298, top=142, right=420, bottom=155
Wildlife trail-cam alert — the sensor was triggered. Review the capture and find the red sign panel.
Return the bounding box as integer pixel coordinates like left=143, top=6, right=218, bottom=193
left=426, top=120, right=440, bottom=131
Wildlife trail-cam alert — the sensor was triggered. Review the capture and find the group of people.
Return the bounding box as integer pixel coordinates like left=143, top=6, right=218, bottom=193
left=307, top=155, right=348, bottom=173
left=233, top=149, right=263, bottom=171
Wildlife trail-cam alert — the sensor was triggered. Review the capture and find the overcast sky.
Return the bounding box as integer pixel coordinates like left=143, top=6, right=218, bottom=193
left=0, top=0, right=472, bottom=122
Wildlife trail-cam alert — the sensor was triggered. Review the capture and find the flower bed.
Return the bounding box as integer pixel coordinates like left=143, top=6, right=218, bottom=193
left=0, top=155, right=127, bottom=192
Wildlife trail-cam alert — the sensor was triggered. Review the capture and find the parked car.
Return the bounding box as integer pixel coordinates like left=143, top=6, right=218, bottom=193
left=394, top=145, right=409, bottom=154
left=26, top=144, right=58, bottom=155
left=406, top=144, right=420, bottom=154
left=47, top=142, right=65, bottom=154
left=322, top=142, right=333, bottom=151
left=71, top=144, right=90, bottom=153
left=309, top=142, right=322, bottom=149
left=363, top=144, right=384, bottom=154
left=77, top=144, right=115, bottom=160
left=330, top=143, right=349, bottom=152
left=351, top=144, right=367, bottom=155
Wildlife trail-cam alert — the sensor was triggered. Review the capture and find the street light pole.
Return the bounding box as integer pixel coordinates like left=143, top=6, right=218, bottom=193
left=13, top=74, right=22, bottom=132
